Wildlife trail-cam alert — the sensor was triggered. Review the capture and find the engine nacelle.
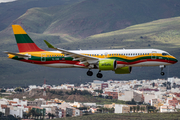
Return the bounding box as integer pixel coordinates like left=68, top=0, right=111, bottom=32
left=115, top=67, right=132, bottom=74
left=99, top=59, right=117, bottom=71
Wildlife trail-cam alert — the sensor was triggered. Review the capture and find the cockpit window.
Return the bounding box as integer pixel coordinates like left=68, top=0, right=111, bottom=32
left=162, top=53, right=169, bottom=56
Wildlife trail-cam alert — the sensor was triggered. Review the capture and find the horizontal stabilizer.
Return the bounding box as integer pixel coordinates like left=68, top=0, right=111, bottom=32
left=4, top=51, right=30, bottom=57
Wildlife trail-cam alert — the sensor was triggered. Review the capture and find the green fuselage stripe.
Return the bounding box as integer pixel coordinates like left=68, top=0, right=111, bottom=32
left=15, top=34, right=34, bottom=43
left=11, top=55, right=177, bottom=62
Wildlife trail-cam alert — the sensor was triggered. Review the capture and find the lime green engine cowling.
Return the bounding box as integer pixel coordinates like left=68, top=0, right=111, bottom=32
left=115, top=67, right=132, bottom=74
left=99, top=59, right=117, bottom=71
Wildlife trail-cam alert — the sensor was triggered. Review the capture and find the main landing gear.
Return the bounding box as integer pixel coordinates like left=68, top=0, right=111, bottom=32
left=160, top=65, right=165, bottom=76
left=97, top=70, right=103, bottom=78
left=87, top=69, right=103, bottom=78
left=87, top=70, right=93, bottom=76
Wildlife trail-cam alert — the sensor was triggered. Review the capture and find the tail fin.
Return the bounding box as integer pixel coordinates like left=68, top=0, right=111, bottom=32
left=12, top=25, right=44, bottom=52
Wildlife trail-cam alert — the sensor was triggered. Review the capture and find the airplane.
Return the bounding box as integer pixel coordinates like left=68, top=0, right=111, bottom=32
left=4, top=25, right=178, bottom=78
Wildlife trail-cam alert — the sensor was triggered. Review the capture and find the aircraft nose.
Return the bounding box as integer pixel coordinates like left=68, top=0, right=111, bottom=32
left=175, top=58, right=178, bottom=63
left=173, top=56, right=178, bottom=63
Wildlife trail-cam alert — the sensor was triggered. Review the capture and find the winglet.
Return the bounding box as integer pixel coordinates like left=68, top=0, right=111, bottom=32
left=44, top=40, right=55, bottom=48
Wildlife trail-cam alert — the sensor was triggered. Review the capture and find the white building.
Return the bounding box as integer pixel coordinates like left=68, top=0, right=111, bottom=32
left=67, top=102, right=83, bottom=108
left=91, top=80, right=104, bottom=90
left=118, top=91, right=133, bottom=101
left=143, top=94, right=155, bottom=104
left=9, top=107, right=23, bottom=118
left=11, top=98, right=27, bottom=106
left=115, top=104, right=129, bottom=113
left=83, top=103, right=96, bottom=107
left=160, top=105, right=175, bottom=112
left=75, top=109, right=81, bottom=116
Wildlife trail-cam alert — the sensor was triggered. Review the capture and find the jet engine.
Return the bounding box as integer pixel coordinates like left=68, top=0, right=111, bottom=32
left=98, top=59, right=117, bottom=70
left=115, top=67, right=132, bottom=74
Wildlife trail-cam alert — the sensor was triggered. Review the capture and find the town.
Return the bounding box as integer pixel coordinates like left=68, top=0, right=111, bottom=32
left=0, top=77, right=180, bottom=119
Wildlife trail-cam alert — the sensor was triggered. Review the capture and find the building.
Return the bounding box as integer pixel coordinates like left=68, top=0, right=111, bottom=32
left=168, top=98, right=178, bottom=107
left=160, top=106, right=175, bottom=112
left=61, top=109, right=66, bottom=118
left=68, top=102, right=83, bottom=108
left=83, top=103, right=96, bottom=107
left=143, top=94, right=155, bottom=104
left=27, top=99, right=46, bottom=107
left=104, top=103, right=115, bottom=109
left=91, top=80, right=104, bottom=90
left=118, top=91, right=133, bottom=101
left=101, top=83, right=108, bottom=90
left=104, top=92, right=118, bottom=99
left=66, top=108, right=82, bottom=117
left=133, top=91, right=144, bottom=102
left=115, top=104, right=130, bottom=113
left=150, top=99, right=158, bottom=106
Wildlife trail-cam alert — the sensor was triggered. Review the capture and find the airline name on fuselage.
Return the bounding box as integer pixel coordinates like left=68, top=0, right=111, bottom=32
left=102, top=63, right=111, bottom=66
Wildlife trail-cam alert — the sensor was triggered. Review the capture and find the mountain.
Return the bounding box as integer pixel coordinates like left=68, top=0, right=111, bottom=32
left=7, top=0, right=180, bottom=39
left=1, top=0, right=180, bottom=87
left=0, top=0, right=84, bottom=31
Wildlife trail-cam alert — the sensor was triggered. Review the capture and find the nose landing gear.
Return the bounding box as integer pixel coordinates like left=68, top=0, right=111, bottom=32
left=160, top=65, right=165, bottom=76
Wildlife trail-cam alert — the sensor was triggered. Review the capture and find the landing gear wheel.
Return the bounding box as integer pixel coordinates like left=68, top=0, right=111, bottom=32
left=87, top=71, right=93, bottom=76
left=161, top=72, right=165, bottom=76
left=96, top=73, right=103, bottom=78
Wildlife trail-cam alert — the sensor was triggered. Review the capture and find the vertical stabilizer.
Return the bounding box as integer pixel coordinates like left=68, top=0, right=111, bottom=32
left=12, top=25, right=44, bottom=52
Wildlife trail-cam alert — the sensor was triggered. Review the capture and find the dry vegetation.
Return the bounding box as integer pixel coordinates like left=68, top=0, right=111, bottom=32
left=57, top=112, right=180, bottom=120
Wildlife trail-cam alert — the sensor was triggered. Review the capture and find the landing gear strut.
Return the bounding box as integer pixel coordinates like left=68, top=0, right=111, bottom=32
left=87, top=69, right=93, bottom=76
left=160, top=65, right=165, bottom=76
left=96, top=70, right=103, bottom=78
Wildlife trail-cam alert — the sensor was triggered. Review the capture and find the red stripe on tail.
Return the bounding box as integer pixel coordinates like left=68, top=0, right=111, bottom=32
left=17, top=43, right=45, bottom=52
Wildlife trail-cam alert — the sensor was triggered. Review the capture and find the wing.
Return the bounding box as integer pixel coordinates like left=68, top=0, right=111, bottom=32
left=4, top=51, right=30, bottom=57
left=44, top=40, right=99, bottom=65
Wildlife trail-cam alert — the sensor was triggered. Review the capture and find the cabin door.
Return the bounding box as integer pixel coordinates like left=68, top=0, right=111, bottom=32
left=104, top=52, right=108, bottom=58
left=151, top=51, right=157, bottom=60
left=41, top=53, right=46, bottom=62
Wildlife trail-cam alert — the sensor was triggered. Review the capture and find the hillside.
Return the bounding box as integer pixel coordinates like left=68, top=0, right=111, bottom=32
left=0, top=0, right=83, bottom=31
left=1, top=0, right=180, bottom=87
left=6, top=0, right=180, bottom=39
left=7, top=89, right=98, bottom=102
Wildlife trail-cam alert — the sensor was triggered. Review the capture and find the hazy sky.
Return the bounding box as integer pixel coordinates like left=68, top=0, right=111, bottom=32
left=0, top=0, right=16, bottom=3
